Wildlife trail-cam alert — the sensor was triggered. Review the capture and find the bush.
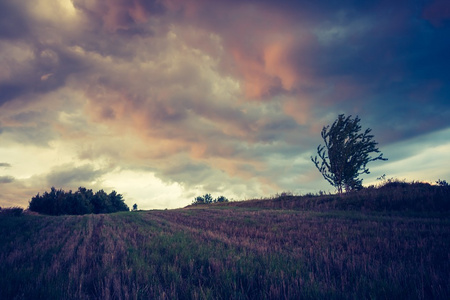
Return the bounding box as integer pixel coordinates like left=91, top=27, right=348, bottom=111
left=192, top=194, right=229, bottom=205
left=436, top=179, right=449, bottom=187
left=215, top=195, right=229, bottom=203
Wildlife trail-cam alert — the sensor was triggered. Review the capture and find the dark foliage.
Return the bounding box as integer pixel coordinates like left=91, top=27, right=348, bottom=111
left=436, top=179, right=449, bottom=186
left=0, top=207, right=23, bottom=217
left=192, top=194, right=229, bottom=205
left=28, top=187, right=129, bottom=215
left=312, top=114, right=387, bottom=193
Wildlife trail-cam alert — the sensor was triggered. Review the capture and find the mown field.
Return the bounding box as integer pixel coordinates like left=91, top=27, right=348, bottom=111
left=1, top=199, right=449, bottom=299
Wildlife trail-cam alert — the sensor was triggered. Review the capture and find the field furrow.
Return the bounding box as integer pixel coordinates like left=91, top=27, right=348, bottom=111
left=1, top=209, right=449, bottom=299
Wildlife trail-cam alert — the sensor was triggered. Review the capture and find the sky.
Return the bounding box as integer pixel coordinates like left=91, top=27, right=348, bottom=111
left=1, top=0, right=449, bottom=210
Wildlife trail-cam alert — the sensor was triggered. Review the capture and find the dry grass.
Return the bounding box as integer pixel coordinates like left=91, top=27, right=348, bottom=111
left=1, top=203, right=449, bottom=299
left=211, top=180, right=450, bottom=212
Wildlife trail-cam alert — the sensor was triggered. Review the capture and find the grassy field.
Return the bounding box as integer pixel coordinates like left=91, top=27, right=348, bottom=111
left=1, top=198, right=449, bottom=300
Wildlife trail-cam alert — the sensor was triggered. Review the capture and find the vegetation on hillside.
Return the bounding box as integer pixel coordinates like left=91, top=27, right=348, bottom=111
left=1, top=180, right=448, bottom=299
left=191, top=193, right=229, bottom=205
left=1, top=204, right=448, bottom=299
left=214, top=180, right=450, bottom=212
left=29, top=187, right=129, bottom=215
left=0, top=207, right=24, bottom=217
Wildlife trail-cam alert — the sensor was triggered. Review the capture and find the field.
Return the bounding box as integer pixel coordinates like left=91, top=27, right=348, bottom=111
left=1, top=193, right=449, bottom=300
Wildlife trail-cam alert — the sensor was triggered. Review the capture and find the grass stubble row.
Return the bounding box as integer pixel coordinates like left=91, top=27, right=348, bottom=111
left=1, top=207, right=449, bottom=299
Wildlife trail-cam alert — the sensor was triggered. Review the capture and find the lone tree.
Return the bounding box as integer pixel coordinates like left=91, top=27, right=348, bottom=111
left=311, top=114, right=387, bottom=193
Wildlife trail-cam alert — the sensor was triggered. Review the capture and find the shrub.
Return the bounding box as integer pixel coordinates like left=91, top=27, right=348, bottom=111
left=215, top=195, right=229, bottom=203
left=192, top=194, right=229, bottom=205
left=436, top=179, right=449, bottom=187
left=0, top=207, right=23, bottom=217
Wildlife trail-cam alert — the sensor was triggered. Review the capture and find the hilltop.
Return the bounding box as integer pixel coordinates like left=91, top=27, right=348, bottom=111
left=1, top=182, right=449, bottom=299
left=190, top=180, right=450, bottom=213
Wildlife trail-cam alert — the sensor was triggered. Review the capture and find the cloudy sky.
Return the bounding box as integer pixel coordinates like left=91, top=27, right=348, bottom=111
left=1, top=0, right=449, bottom=209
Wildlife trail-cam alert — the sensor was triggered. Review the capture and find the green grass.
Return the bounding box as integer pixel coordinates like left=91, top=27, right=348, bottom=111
left=1, top=203, right=449, bottom=299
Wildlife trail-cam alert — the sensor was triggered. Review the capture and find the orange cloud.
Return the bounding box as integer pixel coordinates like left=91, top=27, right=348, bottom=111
left=263, top=36, right=298, bottom=91
left=231, top=48, right=274, bottom=99
left=230, top=35, right=299, bottom=100
left=217, top=7, right=304, bottom=100
left=283, top=97, right=311, bottom=126
left=163, top=0, right=207, bottom=17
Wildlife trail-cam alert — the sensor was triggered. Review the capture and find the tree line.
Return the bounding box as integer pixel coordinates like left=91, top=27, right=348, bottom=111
left=28, top=187, right=129, bottom=215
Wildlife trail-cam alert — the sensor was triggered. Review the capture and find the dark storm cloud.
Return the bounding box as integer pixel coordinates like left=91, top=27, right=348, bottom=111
left=0, top=176, right=15, bottom=184
left=0, top=85, right=22, bottom=106
left=0, top=42, right=88, bottom=106
left=168, top=0, right=449, bottom=133
left=0, top=0, right=449, bottom=208
left=0, top=1, right=29, bottom=39
left=273, top=0, right=450, bottom=142
left=46, top=164, right=108, bottom=188
left=72, top=0, right=166, bottom=32
left=0, top=0, right=89, bottom=105
left=74, top=0, right=448, bottom=190
left=2, top=125, right=56, bottom=147
left=422, top=0, right=450, bottom=27
left=160, top=160, right=215, bottom=186
left=0, top=109, right=57, bottom=146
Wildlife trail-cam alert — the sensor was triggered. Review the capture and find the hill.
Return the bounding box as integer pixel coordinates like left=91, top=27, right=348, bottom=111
left=203, top=181, right=450, bottom=212
left=1, top=184, right=449, bottom=299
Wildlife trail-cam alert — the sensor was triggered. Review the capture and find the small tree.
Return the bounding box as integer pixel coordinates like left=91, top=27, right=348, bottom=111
left=436, top=179, right=449, bottom=187
left=192, top=194, right=228, bottom=205
left=192, top=194, right=213, bottom=205
left=311, top=114, right=387, bottom=193
left=192, top=195, right=205, bottom=205
left=203, top=193, right=213, bottom=204
left=215, top=195, right=229, bottom=203
left=133, top=203, right=138, bottom=211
